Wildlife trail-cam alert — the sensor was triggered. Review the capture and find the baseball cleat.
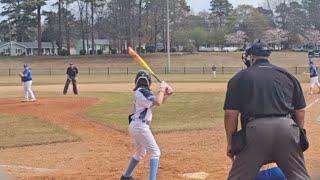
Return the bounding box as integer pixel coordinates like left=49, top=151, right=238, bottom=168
left=29, top=98, right=36, bottom=102
left=120, top=175, right=134, bottom=180
left=21, top=99, right=29, bottom=102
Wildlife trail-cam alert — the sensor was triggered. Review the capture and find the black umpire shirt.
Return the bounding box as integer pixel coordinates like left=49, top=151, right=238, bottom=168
left=224, top=59, right=306, bottom=126
left=67, top=67, right=78, bottom=78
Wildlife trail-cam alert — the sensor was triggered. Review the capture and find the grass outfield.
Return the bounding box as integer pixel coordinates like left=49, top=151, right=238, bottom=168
left=0, top=51, right=311, bottom=68
left=0, top=73, right=311, bottom=86
left=0, top=114, right=78, bottom=148
left=0, top=74, right=232, bottom=86
left=85, top=92, right=225, bottom=132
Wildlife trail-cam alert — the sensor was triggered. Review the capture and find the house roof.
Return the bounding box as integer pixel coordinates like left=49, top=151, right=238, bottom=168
left=78, top=39, right=110, bottom=45
left=19, top=42, right=53, bottom=48
left=0, top=41, right=55, bottom=49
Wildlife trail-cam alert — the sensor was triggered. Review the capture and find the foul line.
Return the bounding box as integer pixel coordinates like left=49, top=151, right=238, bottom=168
left=0, top=164, right=57, bottom=173
left=305, top=98, right=320, bottom=123
left=306, top=98, right=320, bottom=110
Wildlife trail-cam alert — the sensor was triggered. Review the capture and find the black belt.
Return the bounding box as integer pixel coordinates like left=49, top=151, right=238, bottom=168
left=250, top=114, right=291, bottom=120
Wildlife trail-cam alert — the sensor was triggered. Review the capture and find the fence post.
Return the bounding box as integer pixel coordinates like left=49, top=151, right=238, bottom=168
left=108, top=67, right=110, bottom=75
left=222, top=66, right=225, bottom=74
left=127, top=67, right=129, bottom=75
left=8, top=68, right=11, bottom=76
left=165, top=67, right=167, bottom=74
left=49, top=67, right=52, bottom=76
left=295, top=66, right=298, bottom=75
left=202, top=67, right=205, bottom=74
left=88, top=67, right=91, bottom=75
left=184, top=67, right=186, bottom=74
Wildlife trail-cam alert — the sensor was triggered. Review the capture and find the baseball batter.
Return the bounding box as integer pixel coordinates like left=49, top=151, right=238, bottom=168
left=20, top=64, right=36, bottom=102
left=120, top=70, right=172, bottom=180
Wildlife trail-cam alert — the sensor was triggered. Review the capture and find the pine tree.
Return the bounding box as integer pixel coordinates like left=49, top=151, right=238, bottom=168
left=210, top=0, right=233, bottom=27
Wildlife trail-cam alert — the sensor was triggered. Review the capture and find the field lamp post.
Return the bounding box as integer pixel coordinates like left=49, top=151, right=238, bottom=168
left=166, top=0, right=171, bottom=73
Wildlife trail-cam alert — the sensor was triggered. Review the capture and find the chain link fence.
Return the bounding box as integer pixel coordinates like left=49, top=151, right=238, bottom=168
left=0, top=66, right=310, bottom=76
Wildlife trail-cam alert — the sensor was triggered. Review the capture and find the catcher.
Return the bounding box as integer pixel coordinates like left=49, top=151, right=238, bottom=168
left=19, top=64, right=36, bottom=102
left=120, top=70, right=172, bottom=180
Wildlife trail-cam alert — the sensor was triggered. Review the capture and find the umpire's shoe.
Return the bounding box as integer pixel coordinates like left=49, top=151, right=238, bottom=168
left=120, top=175, right=134, bottom=180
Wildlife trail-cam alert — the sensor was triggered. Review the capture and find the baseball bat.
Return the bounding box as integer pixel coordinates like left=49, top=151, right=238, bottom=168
left=128, top=47, right=162, bottom=83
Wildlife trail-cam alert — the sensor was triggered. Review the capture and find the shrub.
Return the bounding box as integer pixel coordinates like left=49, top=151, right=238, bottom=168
left=110, top=48, right=117, bottom=54
left=146, top=46, right=156, bottom=53
left=183, top=43, right=196, bottom=52
left=97, top=49, right=103, bottom=55
left=60, top=49, right=69, bottom=56
left=80, top=49, right=86, bottom=55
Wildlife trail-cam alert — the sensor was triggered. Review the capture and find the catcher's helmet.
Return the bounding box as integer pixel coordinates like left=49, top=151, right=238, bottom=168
left=245, top=39, right=272, bottom=58
left=134, top=70, right=152, bottom=91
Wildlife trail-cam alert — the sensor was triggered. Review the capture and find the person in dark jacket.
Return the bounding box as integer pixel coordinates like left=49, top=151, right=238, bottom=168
left=63, top=63, right=79, bottom=95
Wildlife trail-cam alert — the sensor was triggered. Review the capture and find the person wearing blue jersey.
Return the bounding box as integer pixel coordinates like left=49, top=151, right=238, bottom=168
left=19, top=64, right=36, bottom=102
left=120, top=70, right=172, bottom=180
left=307, top=60, right=320, bottom=94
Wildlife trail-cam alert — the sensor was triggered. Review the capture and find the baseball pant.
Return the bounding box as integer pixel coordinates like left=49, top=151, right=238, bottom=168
left=228, top=117, right=310, bottom=180
left=23, top=81, right=35, bottom=100
left=63, top=78, right=78, bottom=95
left=310, top=76, right=320, bottom=88
left=129, top=121, right=161, bottom=161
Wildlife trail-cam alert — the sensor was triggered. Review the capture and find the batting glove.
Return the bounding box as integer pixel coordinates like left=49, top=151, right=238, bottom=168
left=160, top=81, right=168, bottom=92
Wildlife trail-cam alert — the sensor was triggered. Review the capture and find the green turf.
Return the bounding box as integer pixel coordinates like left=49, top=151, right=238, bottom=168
left=0, top=73, right=311, bottom=86
left=85, top=92, right=225, bottom=132
left=0, top=74, right=233, bottom=86
left=0, top=114, right=79, bottom=148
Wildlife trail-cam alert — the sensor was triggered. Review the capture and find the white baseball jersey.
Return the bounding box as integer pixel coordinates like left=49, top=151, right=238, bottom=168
left=131, top=87, right=156, bottom=122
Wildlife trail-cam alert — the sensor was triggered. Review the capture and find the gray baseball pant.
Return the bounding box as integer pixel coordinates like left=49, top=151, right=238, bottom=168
left=228, top=117, right=311, bottom=180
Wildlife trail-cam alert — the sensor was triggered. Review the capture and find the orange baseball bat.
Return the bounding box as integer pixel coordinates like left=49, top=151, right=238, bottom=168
left=128, top=47, right=162, bottom=83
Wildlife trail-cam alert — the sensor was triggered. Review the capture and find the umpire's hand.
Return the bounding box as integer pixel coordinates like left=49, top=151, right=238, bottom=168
left=227, top=144, right=235, bottom=162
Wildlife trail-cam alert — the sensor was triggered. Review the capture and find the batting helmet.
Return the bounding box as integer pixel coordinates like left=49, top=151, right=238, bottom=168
left=134, top=70, right=152, bottom=91
left=24, top=64, right=29, bottom=68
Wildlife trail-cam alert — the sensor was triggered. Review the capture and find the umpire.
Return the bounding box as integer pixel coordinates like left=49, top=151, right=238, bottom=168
left=224, top=40, right=310, bottom=179
left=63, top=63, right=79, bottom=95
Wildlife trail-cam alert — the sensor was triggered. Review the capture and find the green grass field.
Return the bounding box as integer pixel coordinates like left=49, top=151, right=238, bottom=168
left=85, top=92, right=225, bottom=132
left=0, top=114, right=78, bottom=148
left=0, top=51, right=313, bottom=147
left=0, top=74, right=233, bottom=86
left=0, top=73, right=311, bottom=86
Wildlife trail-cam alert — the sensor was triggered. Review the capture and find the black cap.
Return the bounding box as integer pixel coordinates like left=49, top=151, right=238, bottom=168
left=245, top=39, right=271, bottom=57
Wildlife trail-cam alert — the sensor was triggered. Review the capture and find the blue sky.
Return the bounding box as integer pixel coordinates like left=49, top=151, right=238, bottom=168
left=186, top=0, right=260, bottom=13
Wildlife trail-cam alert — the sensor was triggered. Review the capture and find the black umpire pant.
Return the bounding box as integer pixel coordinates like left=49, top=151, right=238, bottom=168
left=63, top=78, right=78, bottom=95
left=228, top=117, right=310, bottom=180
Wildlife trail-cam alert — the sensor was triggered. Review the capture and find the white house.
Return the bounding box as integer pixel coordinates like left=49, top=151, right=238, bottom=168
left=0, top=41, right=58, bottom=56
left=75, top=39, right=110, bottom=55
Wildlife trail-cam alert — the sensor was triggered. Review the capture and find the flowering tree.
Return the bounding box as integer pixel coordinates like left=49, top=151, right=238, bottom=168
left=262, top=28, right=289, bottom=45
left=226, top=31, right=248, bottom=46
left=304, top=30, right=320, bottom=47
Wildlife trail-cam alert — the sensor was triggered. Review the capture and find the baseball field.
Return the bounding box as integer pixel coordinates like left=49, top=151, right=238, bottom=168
left=0, top=52, right=319, bottom=179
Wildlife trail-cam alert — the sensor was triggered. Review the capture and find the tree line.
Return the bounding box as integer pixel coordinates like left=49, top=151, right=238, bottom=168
left=0, top=0, right=320, bottom=55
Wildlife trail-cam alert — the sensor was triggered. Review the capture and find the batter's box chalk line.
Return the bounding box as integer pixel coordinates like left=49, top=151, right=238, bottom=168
left=0, top=164, right=58, bottom=173
left=181, top=172, right=209, bottom=180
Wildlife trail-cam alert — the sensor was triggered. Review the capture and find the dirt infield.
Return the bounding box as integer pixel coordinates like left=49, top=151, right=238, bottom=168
left=0, top=89, right=319, bottom=179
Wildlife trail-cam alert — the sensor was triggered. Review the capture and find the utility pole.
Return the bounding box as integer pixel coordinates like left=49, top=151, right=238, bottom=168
left=166, top=0, right=171, bottom=73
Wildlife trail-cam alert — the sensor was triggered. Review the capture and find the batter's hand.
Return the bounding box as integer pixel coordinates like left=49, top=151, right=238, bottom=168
left=160, top=81, right=169, bottom=92
left=165, top=84, right=173, bottom=96
left=227, top=144, right=235, bottom=163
